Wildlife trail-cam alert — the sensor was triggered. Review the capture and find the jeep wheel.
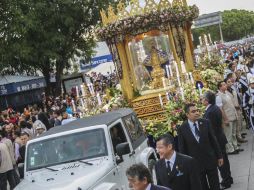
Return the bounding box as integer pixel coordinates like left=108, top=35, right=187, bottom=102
left=148, top=159, right=157, bottom=184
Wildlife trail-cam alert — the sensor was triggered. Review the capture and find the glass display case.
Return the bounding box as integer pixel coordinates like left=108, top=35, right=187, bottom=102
left=127, top=30, right=175, bottom=94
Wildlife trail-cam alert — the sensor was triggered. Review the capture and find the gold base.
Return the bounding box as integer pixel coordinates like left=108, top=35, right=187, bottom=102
left=132, top=92, right=169, bottom=122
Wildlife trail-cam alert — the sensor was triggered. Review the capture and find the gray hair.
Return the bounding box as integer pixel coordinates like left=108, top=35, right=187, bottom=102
left=126, top=163, right=153, bottom=184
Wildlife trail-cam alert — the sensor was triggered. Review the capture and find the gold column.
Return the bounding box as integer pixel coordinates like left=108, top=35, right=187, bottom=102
left=183, top=25, right=194, bottom=71
left=167, top=27, right=182, bottom=73
left=125, top=40, right=138, bottom=90
left=186, top=22, right=194, bottom=55
left=116, top=42, right=134, bottom=101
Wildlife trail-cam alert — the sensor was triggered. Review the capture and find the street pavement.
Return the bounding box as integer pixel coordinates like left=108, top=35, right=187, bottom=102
left=228, top=130, right=254, bottom=190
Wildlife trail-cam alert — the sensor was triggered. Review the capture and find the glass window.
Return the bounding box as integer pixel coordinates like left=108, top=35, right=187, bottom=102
left=124, top=115, right=144, bottom=142
left=26, top=128, right=107, bottom=171
left=110, top=123, right=128, bottom=154
left=127, top=30, right=173, bottom=94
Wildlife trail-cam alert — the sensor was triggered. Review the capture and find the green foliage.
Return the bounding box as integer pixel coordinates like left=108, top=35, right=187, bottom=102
left=193, top=9, right=254, bottom=45
left=0, top=0, right=129, bottom=95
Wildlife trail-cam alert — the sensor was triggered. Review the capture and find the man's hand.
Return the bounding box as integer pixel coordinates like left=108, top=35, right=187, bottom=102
left=218, top=158, right=224, bottom=167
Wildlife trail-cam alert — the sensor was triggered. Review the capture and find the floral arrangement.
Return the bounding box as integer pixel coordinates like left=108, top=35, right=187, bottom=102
left=96, top=5, right=199, bottom=44
left=198, top=53, right=225, bottom=91
left=200, top=69, right=223, bottom=91
left=198, top=54, right=225, bottom=75
left=143, top=84, right=205, bottom=138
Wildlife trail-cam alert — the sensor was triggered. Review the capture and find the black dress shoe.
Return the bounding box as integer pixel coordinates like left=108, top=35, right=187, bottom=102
left=242, top=132, right=247, bottom=136
left=236, top=148, right=244, bottom=152
left=220, top=184, right=231, bottom=189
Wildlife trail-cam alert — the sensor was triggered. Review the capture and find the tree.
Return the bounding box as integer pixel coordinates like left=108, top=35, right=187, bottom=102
left=192, top=9, right=254, bottom=46
left=0, top=0, right=128, bottom=96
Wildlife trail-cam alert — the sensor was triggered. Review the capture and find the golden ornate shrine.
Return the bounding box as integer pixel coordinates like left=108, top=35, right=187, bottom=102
left=97, top=0, right=199, bottom=121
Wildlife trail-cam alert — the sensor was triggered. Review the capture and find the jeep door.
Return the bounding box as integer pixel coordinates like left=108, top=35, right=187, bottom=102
left=108, top=119, right=135, bottom=189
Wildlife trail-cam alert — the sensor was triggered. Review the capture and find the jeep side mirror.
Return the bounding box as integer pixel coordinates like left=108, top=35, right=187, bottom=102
left=116, top=142, right=130, bottom=157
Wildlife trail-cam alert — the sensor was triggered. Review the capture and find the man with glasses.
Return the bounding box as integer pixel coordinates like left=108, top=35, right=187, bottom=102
left=178, top=103, right=223, bottom=190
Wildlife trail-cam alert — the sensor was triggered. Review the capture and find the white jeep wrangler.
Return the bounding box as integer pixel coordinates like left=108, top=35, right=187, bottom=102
left=15, top=108, right=157, bottom=190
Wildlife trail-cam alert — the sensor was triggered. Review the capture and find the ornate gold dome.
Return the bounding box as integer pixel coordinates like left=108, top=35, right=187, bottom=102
left=100, top=0, right=187, bottom=26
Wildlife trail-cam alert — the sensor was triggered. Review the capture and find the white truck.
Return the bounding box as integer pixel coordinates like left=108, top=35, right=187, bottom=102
left=15, top=108, right=157, bottom=190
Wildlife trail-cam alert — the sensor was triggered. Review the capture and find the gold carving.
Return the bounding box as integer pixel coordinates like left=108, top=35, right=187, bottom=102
left=108, top=5, right=117, bottom=24
left=172, top=0, right=183, bottom=7
left=100, top=9, right=109, bottom=26
left=144, top=0, right=158, bottom=14
left=130, top=0, right=144, bottom=16
left=149, top=47, right=165, bottom=89
left=158, top=0, right=171, bottom=10
left=117, top=0, right=129, bottom=20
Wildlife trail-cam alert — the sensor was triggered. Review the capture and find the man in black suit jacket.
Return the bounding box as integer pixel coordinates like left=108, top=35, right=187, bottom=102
left=126, top=163, right=171, bottom=190
left=202, top=91, right=233, bottom=189
left=155, top=134, right=202, bottom=190
left=178, top=103, right=223, bottom=190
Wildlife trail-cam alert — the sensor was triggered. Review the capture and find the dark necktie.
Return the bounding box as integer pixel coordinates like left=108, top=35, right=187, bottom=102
left=167, top=161, right=171, bottom=173
left=194, top=122, right=201, bottom=138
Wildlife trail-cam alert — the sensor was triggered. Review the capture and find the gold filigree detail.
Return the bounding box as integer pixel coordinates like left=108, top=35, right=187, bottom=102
left=117, top=0, right=129, bottom=20
left=100, top=9, right=109, bottom=26
left=172, top=0, right=183, bottom=7
left=144, top=0, right=158, bottom=14
left=107, top=5, right=117, bottom=24
left=158, top=0, right=171, bottom=11
left=129, top=0, right=144, bottom=16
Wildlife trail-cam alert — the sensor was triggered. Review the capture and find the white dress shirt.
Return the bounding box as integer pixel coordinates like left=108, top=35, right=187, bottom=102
left=165, top=150, right=176, bottom=171
left=188, top=119, right=200, bottom=142
left=146, top=183, right=151, bottom=190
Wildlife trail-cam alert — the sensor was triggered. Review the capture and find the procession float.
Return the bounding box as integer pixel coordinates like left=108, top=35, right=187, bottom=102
left=96, top=0, right=199, bottom=121
left=74, top=0, right=224, bottom=137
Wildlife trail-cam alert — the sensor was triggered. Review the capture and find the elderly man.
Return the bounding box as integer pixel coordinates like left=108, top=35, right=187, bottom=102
left=126, top=163, right=171, bottom=190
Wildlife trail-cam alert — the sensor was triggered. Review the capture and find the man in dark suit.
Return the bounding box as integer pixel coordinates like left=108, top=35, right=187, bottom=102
left=202, top=91, right=233, bottom=189
left=155, top=134, right=202, bottom=190
left=178, top=103, right=223, bottom=190
left=126, top=163, right=171, bottom=190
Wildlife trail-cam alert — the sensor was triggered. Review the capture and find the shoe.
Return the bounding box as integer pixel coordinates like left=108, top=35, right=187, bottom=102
left=220, top=183, right=231, bottom=189
left=220, top=184, right=231, bottom=190
left=237, top=139, right=248, bottom=143
left=228, top=150, right=239, bottom=155
left=241, top=134, right=246, bottom=138
left=238, top=138, right=248, bottom=143
left=236, top=148, right=244, bottom=152
left=241, top=132, right=247, bottom=136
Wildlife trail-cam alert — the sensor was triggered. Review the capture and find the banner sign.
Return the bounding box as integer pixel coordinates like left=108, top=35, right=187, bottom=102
left=0, top=77, right=46, bottom=96
left=80, top=54, right=113, bottom=71
left=193, top=12, right=222, bottom=28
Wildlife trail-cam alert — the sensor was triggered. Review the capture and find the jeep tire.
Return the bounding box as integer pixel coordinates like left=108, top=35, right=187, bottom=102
left=148, top=159, right=157, bottom=184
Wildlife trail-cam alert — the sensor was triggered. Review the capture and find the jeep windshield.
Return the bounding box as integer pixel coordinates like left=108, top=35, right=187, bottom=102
left=26, top=128, right=107, bottom=171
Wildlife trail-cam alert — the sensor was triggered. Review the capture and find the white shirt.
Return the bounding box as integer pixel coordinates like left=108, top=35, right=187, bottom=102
left=146, top=184, right=151, bottom=190
left=205, top=104, right=211, bottom=111
left=188, top=120, right=200, bottom=142
left=165, top=151, right=176, bottom=171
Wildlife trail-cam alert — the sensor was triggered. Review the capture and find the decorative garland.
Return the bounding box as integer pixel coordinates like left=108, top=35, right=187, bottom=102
left=96, top=5, right=199, bottom=44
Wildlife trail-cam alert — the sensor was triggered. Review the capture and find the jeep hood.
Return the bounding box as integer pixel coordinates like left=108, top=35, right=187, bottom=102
left=15, top=158, right=112, bottom=190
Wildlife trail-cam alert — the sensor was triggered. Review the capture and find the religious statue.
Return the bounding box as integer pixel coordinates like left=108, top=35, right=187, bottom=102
left=149, top=46, right=165, bottom=89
